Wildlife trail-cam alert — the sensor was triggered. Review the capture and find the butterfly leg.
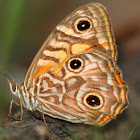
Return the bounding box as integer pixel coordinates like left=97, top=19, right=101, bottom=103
left=6, top=99, right=20, bottom=122
left=31, top=104, right=52, bottom=133
left=40, top=105, right=52, bottom=133
left=6, top=99, right=24, bottom=125
left=19, top=98, right=23, bottom=125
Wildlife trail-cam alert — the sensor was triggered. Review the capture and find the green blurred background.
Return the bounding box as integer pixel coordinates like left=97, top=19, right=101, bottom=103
left=0, top=0, right=140, bottom=139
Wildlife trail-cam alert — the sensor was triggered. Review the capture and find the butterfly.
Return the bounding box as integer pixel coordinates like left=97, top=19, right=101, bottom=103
left=7, top=3, right=129, bottom=126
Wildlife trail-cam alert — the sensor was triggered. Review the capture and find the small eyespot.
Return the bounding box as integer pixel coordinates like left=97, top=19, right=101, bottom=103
left=67, top=57, right=84, bottom=73
left=74, top=17, right=92, bottom=32
left=84, top=93, right=104, bottom=109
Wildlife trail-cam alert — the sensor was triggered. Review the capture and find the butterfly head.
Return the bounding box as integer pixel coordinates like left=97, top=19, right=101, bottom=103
left=8, top=80, right=20, bottom=97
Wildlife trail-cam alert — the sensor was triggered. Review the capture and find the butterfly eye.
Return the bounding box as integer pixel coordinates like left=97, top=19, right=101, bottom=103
left=12, top=85, right=17, bottom=92
left=84, top=93, right=104, bottom=109
left=74, top=17, right=92, bottom=32
left=67, top=57, right=84, bottom=73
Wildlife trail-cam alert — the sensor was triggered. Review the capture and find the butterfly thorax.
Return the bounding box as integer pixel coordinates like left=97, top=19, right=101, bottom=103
left=8, top=80, right=38, bottom=111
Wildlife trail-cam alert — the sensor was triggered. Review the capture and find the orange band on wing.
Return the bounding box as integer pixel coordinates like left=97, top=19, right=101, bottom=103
left=100, top=42, right=113, bottom=47
left=71, top=43, right=92, bottom=55
left=35, top=62, right=57, bottom=79
left=35, top=65, right=51, bottom=79
left=115, top=74, right=125, bottom=86
left=98, top=115, right=111, bottom=126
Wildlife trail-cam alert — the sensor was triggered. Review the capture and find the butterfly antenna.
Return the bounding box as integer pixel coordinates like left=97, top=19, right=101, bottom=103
left=0, top=65, right=15, bottom=83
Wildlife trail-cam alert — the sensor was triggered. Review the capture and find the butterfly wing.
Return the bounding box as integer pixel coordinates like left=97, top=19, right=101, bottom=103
left=25, top=3, right=117, bottom=88
left=29, top=51, right=128, bottom=126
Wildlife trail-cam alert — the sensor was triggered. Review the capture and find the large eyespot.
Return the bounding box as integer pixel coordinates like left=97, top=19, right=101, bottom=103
left=84, top=93, right=104, bottom=109
left=74, top=17, right=92, bottom=32
left=67, top=57, right=84, bottom=73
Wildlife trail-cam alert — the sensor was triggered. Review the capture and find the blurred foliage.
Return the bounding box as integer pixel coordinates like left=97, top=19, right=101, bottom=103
left=0, top=0, right=24, bottom=66
left=126, top=116, right=140, bottom=140
left=0, top=0, right=24, bottom=111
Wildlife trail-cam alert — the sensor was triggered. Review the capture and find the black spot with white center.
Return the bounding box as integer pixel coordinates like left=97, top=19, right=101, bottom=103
left=86, top=95, right=100, bottom=107
left=77, top=20, right=91, bottom=31
left=70, top=59, right=81, bottom=69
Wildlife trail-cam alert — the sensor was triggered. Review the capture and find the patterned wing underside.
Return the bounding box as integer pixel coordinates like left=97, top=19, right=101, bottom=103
left=28, top=51, right=128, bottom=126
left=25, top=3, right=117, bottom=88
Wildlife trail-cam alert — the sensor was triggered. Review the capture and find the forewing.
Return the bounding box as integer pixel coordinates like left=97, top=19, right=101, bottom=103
left=25, top=3, right=117, bottom=88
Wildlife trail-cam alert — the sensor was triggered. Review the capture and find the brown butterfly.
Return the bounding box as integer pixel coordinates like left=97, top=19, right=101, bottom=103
left=7, top=3, right=129, bottom=126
